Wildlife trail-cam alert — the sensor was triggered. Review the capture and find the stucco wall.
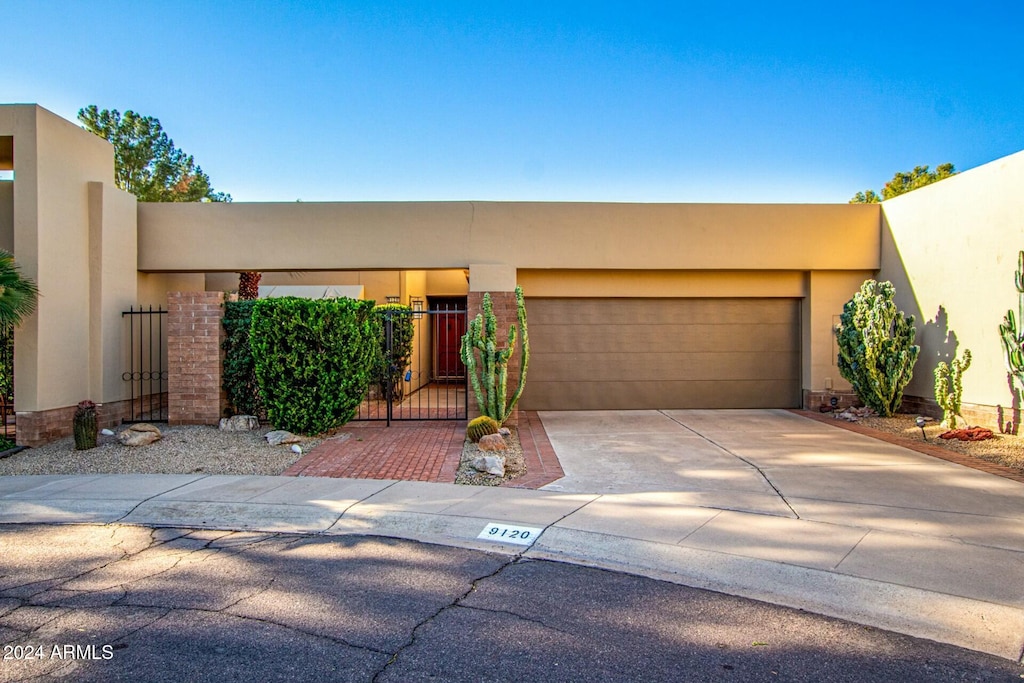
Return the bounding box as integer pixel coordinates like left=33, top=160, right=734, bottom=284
left=89, top=182, right=139, bottom=402
left=139, top=201, right=881, bottom=273
left=0, top=105, right=123, bottom=412
left=879, top=150, right=1024, bottom=414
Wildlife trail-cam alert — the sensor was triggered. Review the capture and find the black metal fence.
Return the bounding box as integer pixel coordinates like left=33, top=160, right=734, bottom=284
left=122, top=306, right=168, bottom=422
left=355, top=306, right=468, bottom=424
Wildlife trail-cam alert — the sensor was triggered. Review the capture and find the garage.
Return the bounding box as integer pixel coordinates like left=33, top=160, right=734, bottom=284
left=521, top=298, right=801, bottom=410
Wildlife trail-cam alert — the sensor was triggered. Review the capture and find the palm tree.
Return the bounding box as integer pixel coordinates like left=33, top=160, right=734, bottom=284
left=0, top=251, right=38, bottom=329
left=238, top=272, right=261, bottom=300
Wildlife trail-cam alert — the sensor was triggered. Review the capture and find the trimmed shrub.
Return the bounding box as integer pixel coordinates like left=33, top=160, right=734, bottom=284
left=373, top=304, right=415, bottom=402
left=250, top=297, right=378, bottom=435
left=835, top=280, right=919, bottom=417
left=222, top=299, right=262, bottom=417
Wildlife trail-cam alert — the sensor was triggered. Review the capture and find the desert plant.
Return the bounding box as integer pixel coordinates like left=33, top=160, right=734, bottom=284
left=73, top=400, right=98, bottom=450
left=373, top=304, right=415, bottom=402
left=238, top=272, right=261, bottom=300
left=0, top=250, right=39, bottom=330
left=467, top=415, right=500, bottom=442
left=460, top=287, right=530, bottom=425
left=934, top=349, right=971, bottom=429
left=250, top=297, right=378, bottom=435
left=222, top=299, right=263, bottom=418
left=835, top=280, right=919, bottom=417
left=999, top=250, right=1024, bottom=389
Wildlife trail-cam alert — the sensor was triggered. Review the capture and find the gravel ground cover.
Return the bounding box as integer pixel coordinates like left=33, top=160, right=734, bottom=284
left=454, top=428, right=526, bottom=486
left=856, top=414, right=1024, bottom=474
left=0, top=425, right=318, bottom=476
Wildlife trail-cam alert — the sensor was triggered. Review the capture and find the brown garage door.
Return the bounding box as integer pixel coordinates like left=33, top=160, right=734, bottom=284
left=520, top=298, right=801, bottom=410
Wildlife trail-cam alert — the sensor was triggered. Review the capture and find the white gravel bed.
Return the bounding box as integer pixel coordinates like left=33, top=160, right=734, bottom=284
left=0, top=425, right=320, bottom=476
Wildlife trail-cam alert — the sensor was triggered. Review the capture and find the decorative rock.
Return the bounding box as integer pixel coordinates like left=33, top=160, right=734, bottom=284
left=478, top=434, right=508, bottom=451
left=265, top=430, right=302, bottom=446
left=471, top=455, right=506, bottom=476
left=290, top=444, right=303, bottom=454
left=118, top=423, right=162, bottom=447
left=100, top=428, right=115, bottom=436
left=220, top=415, right=259, bottom=431
left=498, top=427, right=511, bottom=437
left=835, top=406, right=876, bottom=422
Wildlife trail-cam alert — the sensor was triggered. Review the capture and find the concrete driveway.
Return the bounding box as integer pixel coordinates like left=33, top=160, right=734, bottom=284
left=538, top=409, right=1024, bottom=552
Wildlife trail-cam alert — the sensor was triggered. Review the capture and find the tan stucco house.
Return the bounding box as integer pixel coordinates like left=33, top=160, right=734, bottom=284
left=2, top=104, right=1022, bottom=445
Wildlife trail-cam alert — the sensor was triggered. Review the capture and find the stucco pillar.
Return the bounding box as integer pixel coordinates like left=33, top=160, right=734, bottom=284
left=167, top=291, right=228, bottom=425
left=467, top=264, right=522, bottom=425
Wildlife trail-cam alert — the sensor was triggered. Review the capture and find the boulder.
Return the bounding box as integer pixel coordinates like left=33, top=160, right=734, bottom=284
left=471, top=455, right=506, bottom=476
left=498, top=427, right=511, bottom=437
left=478, top=434, right=507, bottom=452
left=220, top=415, right=259, bottom=431
left=118, top=423, right=162, bottom=447
left=266, top=430, right=302, bottom=446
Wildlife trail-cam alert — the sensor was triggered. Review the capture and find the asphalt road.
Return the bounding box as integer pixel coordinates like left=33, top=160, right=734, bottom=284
left=0, top=524, right=1020, bottom=682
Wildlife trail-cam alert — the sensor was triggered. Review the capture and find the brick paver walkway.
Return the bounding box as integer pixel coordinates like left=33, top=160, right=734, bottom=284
left=282, top=411, right=564, bottom=489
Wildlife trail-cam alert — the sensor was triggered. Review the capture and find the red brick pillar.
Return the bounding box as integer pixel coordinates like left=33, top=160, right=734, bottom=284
left=467, top=291, right=522, bottom=426
left=167, top=292, right=228, bottom=425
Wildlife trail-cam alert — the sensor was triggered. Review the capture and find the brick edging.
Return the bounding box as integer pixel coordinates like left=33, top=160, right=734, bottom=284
left=789, top=409, right=1024, bottom=485
left=503, top=411, right=564, bottom=489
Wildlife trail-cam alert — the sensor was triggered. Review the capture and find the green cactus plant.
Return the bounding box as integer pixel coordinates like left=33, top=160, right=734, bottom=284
left=460, top=286, right=530, bottom=425
left=999, top=250, right=1024, bottom=390
left=73, top=400, right=98, bottom=451
left=934, top=349, right=971, bottom=429
left=835, top=280, right=920, bottom=417
left=466, top=415, right=500, bottom=442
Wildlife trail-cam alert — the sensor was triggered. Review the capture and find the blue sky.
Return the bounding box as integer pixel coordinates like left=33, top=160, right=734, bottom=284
left=4, top=1, right=1022, bottom=202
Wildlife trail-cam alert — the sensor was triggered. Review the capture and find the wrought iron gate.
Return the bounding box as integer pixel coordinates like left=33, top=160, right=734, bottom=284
left=355, top=305, right=468, bottom=424
left=121, top=306, right=168, bottom=422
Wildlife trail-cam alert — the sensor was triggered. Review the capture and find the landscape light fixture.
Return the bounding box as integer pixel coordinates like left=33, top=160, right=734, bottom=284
left=915, top=416, right=928, bottom=440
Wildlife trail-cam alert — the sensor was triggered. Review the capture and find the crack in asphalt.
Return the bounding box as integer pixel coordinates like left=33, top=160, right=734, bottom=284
left=370, top=555, right=518, bottom=683
left=370, top=499, right=596, bottom=681
left=660, top=411, right=801, bottom=519
left=458, top=602, right=573, bottom=636
left=1, top=527, right=394, bottom=664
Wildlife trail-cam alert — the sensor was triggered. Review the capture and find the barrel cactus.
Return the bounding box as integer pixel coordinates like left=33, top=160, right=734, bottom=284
left=466, top=415, right=500, bottom=442
left=73, top=400, right=98, bottom=451
left=835, top=280, right=919, bottom=417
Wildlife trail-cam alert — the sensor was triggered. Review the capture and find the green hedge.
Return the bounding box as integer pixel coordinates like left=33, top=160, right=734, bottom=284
left=222, top=299, right=262, bottom=417
left=250, top=297, right=379, bottom=434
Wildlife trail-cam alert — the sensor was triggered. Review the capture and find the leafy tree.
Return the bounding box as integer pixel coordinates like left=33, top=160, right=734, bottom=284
left=77, top=105, right=231, bottom=203
left=849, top=164, right=957, bottom=204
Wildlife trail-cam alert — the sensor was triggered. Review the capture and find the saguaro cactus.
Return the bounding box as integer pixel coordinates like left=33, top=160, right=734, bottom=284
left=835, top=280, right=919, bottom=417
left=934, top=349, right=971, bottom=429
left=999, top=250, right=1024, bottom=389
left=73, top=400, right=98, bottom=451
left=460, top=286, right=530, bottom=425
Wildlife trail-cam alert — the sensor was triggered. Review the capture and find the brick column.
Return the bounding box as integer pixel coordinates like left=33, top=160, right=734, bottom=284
left=467, top=290, right=523, bottom=426
left=167, top=292, right=228, bottom=425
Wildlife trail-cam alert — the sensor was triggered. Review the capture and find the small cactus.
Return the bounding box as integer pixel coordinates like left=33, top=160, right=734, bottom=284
left=73, top=400, right=98, bottom=451
left=934, top=349, right=971, bottom=429
left=466, top=415, right=500, bottom=443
